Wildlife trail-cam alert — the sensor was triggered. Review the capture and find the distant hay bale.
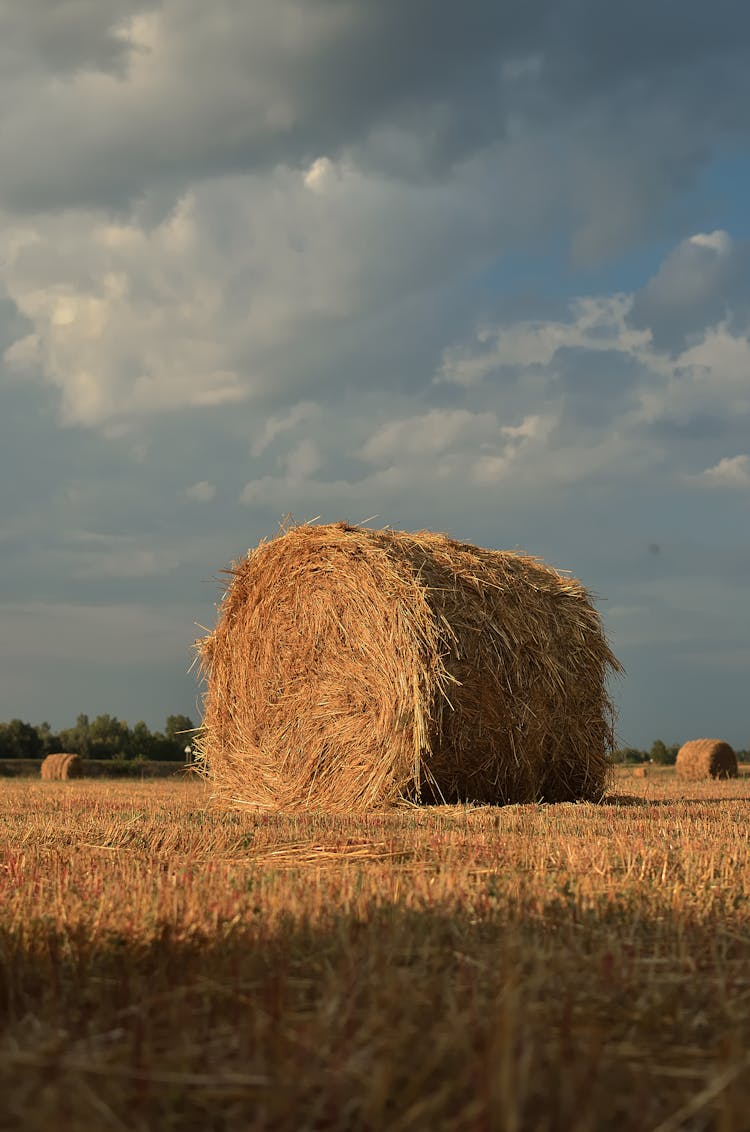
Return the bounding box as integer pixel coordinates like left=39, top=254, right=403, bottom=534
left=40, top=753, right=83, bottom=781
left=40, top=753, right=63, bottom=780
left=632, top=766, right=649, bottom=778
left=675, top=739, right=738, bottom=781
left=196, top=522, right=622, bottom=812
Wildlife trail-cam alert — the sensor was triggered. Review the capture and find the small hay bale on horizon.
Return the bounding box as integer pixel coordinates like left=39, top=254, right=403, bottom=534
left=40, top=753, right=83, bottom=781
left=632, top=766, right=649, bottom=778
left=196, top=522, right=622, bottom=812
left=675, top=739, right=738, bottom=781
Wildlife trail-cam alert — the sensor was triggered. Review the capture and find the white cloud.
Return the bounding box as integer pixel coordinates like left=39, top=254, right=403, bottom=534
left=473, top=415, right=556, bottom=484
left=228, top=234, right=750, bottom=518
left=1, top=159, right=519, bottom=427
left=436, top=295, right=648, bottom=385
left=251, top=401, right=320, bottom=456
left=304, top=156, right=336, bottom=192
left=501, top=414, right=553, bottom=441
left=2, top=196, right=255, bottom=425
left=185, top=480, right=216, bottom=502
left=702, top=454, right=750, bottom=488
left=285, top=438, right=322, bottom=481
left=689, top=230, right=731, bottom=254
left=240, top=465, right=407, bottom=510
left=433, top=263, right=750, bottom=493
left=361, top=409, right=500, bottom=464
left=239, top=403, right=560, bottom=513
left=359, top=408, right=559, bottom=492
left=190, top=383, right=249, bottom=408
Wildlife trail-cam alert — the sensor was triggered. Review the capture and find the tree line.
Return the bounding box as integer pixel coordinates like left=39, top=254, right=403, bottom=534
left=0, top=714, right=196, bottom=762
left=612, top=739, right=749, bottom=765
left=2, top=720, right=745, bottom=766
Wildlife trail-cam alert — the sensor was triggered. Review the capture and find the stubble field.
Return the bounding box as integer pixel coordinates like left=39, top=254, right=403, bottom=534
left=2, top=770, right=750, bottom=1131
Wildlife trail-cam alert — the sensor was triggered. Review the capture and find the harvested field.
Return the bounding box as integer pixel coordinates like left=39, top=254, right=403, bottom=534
left=198, top=522, right=622, bottom=810
left=2, top=773, right=750, bottom=1130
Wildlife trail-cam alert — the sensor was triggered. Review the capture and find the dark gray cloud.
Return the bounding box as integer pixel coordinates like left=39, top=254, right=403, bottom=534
left=647, top=407, right=737, bottom=442
left=0, top=0, right=157, bottom=79
left=629, top=233, right=750, bottom=352
left=1, top=0, right=750, bottom=216
left=0, top=295, right=29, bottom=353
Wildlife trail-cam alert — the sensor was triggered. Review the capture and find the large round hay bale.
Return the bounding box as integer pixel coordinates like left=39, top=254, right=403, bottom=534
left=197, top=522, right=622, bottom=811
left=41, top=752, right=83, bottom=781
left=676, top=739, right=738, bottom=781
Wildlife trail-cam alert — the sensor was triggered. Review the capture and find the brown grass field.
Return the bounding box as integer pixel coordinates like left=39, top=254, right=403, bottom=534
left=2, top=769, right=750, bottom=1130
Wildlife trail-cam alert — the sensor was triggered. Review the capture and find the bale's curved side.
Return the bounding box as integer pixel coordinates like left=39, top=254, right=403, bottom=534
left=60, top=753, right=83, bottom=779
left=197, top=522, right=622, bottom=811
left=676, top=739, right=738, bottom=781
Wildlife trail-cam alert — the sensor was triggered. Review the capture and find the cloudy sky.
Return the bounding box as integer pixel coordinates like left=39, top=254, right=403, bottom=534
left=1, top=1, right=749, bottom=748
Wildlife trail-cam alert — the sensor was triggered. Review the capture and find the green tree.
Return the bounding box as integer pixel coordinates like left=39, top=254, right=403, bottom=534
left=611, top=747, right=647, bottom=764
left=88, top=714, right=131, bottom=760
left=165, top=715, right=195, bottom=743
left=650, top=739, right=678, bottom=765
left=129, top=721, right=158, bottom=760
left=163, top=714, right=196, bottom=760
left=0, top=719, right=42, bottom=758
left=36, top=721, right=61, bottom=756
left=58, top=713, right=92, bottom=758
left=650, top=739, right=667, bottom=764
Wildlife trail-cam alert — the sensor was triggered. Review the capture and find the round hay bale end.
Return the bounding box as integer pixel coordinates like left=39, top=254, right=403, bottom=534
left=197, top=522, right=622, bottom=811
left=676, top=739, right=738, bottom=781
left=41, top=753, right=64, bottom=780
left=41, top=753, right=83, bottom=781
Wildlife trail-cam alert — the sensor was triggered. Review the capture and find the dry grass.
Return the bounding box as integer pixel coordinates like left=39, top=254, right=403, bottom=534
left=3, top=773, right=750, bottom=1130
left=676, top=739, right=738, bottom=781
left=198, top=522, right=622, bottom=811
